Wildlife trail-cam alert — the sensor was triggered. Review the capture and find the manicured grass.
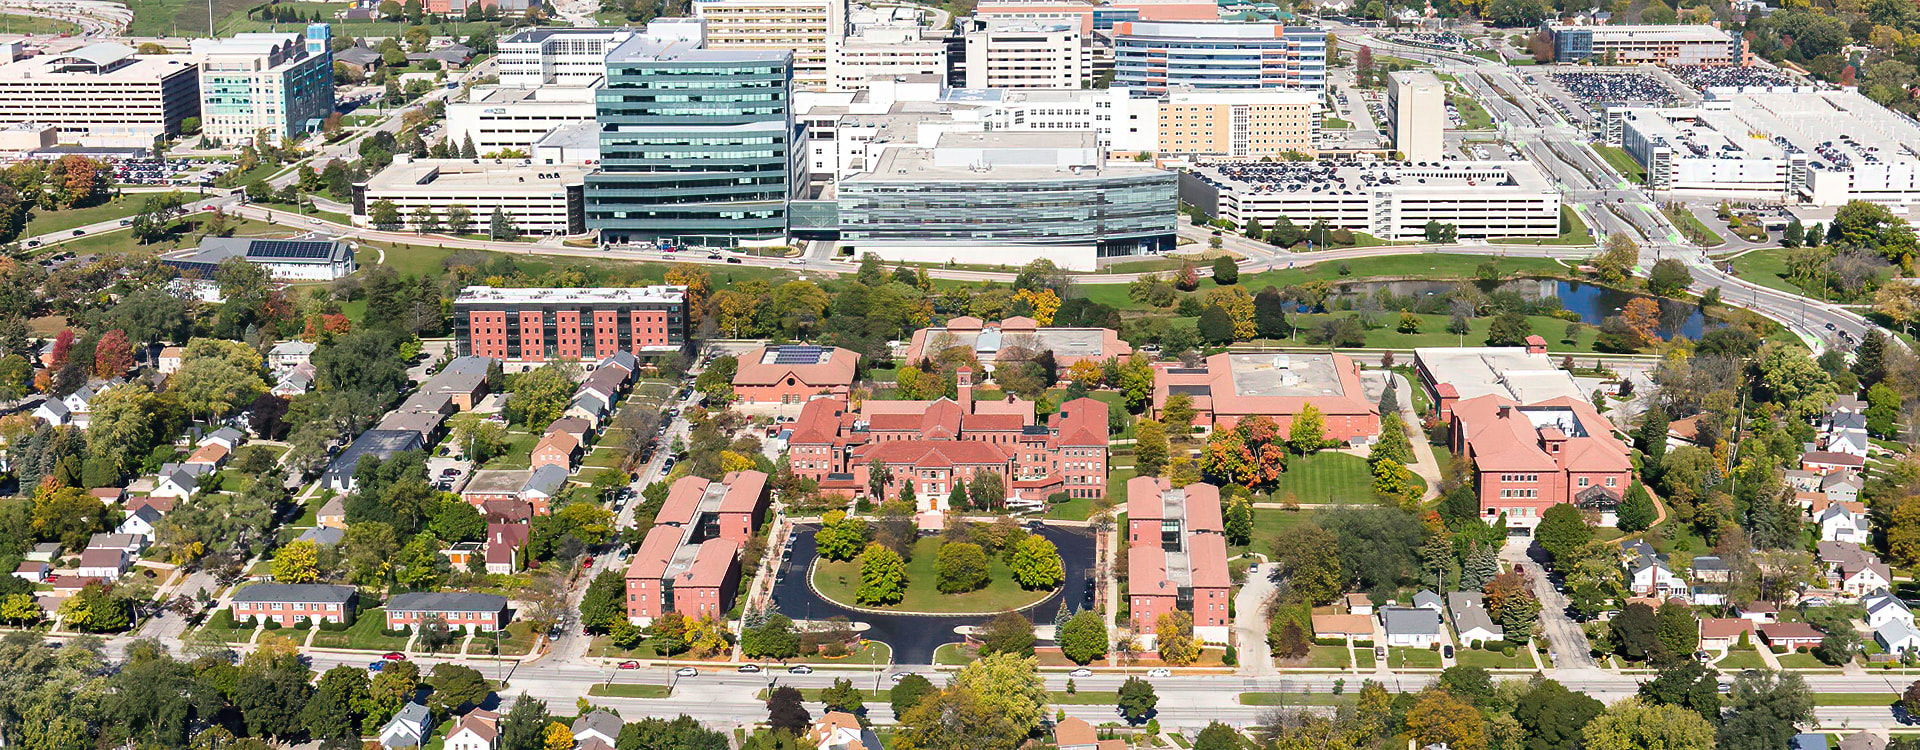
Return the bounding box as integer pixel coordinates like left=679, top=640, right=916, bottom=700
left=1323, top=117, right=1352, bottom=129
left=1725, top=247, right=1851, bottom=301
left=1234, top=507, right=1310, bottom=557
left=309, top=610, right=411, bottom=652
left=757, top=688, right=889, bottom=702
left=26, top=196, right=146, bottom=236
left=1454, top=646, right=1535, bottom=669
left=790, top=641, right=893, bottom=665
left=1591, top=144, right=1646, bottom=185
left=1354, top=646, right=1376, bottom=669
left=812, top=536, right=1057, bottom=613
left=466, top=621, right=539, bottom=655
left=1387, top=647, right=1443, bottom=669
left=1275, top=645, right=1351, bottom=669
left=1050, top=691, right=1122, bottom=705
left=1815, top=693, right=1898, bottom=706
left=0, top=12, right=79, bottom=34
left=1045, top=496, right=1097, bottom=521
left=199, top=618, right=259, bottom=644
left=1273, top=311, right=1600, bottom=353
left=588, top=683, right=675, bottom=698
left=1238, top=692, right=1354, bottom=706
left=1105, top=467, right=1139, bottom=509
left=481, top=430, right=542, bottom=470
left=1665, top=206, right=1726, bottom=247
left=1075, top=255, right=1569, bottom=312
left=1269, top=452, right=1379, bottom=505
left=1450, top=94, right=1494, bottom=130
left=1776, top=651, right=1841, bottom=670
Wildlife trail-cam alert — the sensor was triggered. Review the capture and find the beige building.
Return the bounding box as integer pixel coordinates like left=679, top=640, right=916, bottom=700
left=1157, top=88, right=1319, bottom=158
left=354, top=157, right=589, bottom=236
left=963, top=19, right=1084, bottom=89
left=1388, top=70, right=1444, bottom=163
left=694, top=0, right=846, bottom=90
left=829, top=26, right=948, bottom=91
left=0, top=43, right=201, bottom=147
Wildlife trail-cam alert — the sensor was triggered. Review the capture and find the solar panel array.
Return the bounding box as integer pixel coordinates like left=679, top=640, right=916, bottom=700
left=245, top=240, right=338, bottom=260
left=770, top=345, right=829, bottom=365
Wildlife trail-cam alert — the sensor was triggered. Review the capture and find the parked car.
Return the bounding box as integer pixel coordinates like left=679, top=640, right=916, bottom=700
left=1442, top=645, right=1454, bottom=659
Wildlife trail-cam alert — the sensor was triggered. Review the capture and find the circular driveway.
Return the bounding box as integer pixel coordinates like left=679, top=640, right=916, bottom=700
left=769, top=523, right=1097, bottom=665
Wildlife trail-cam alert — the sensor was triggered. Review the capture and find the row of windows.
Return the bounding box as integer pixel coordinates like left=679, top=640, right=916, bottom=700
left=1498, top=489, right=1538, bottom=498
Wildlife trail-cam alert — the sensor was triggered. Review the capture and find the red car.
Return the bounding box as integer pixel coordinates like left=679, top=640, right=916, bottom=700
left=383, top=652, right=407, bottom=661
left=618, top=661, right=641, bottom=669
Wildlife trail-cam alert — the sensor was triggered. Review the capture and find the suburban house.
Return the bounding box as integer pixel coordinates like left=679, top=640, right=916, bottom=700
left=1381, top=607, right=1444, bottom=648
left=13, top=562, right=48, bottom=583
left=1127, top=477, right=1231, bottom=644
left=572, top=711, right=622, bottom=750
left=1312, top=613, right=1376, bottom=641
left=157, top=346, right=184, bottom=374
left=379, top=703, right=432, bottom=749
left=904, top=316, right=1132, bottom=374
left=152, top=464, right=208, bottom=499
left=485, top=522, right=530, bottom=575
left=322, top=429, right=426, bottom=492
left=385, top=592, right=510, bottom=632
left=273, top=363, right=316, bottom=397
left=1688, top=555, right=1730, bottom=606
left=1447, top=591, right=1503, bottom=646
left=297, top=526, right=345, bottom=546
left=1698, top=618, right=1755, bottom=650
left=1345, top=593, right=1374, bottom=616
left=75, top=547, right=129, bottom=580
left=809, top=712, right=867, bottom=750
left=24, top=543, right=59, bottom=562
left=460, top=465, right=568, bottom=516
left=1878, top=620, right=1920, bottom=657
left=117, top=505, right=162, bottom=543
left=1627, top=551, right=1689, bottom=601
left=1785, top=469, right=1821, bottom=493
left=268, top=340, right=316, bottom=370
left=529, top=431, right=580, bottom=472
left=1818, top=541, right=1893, bottom=597
left=1803, top=451, right=1867, bottom=475
left=1759, top=622, right=1826, bottom=650
left=547, top=417, right=592, bottom=446
left=199, top=427, right=245, bottom=452
left=1866, top=592, right=1914, bottom=629
left=89, top=533, right=146, bottom=555
left=444, top=709, right=500, bottom=750
left=317, top=496, right=347, bottom=528
left=1819, top=501, right=1871, bottom=544
left=31, top=398, right=70, bottom=426
left=422, top=356, right=495, bottom=412
left=1824, top=472, right=1863, bottom=504
left=1412, top=591, right=1443, bottom=611
left=229, top=583, right=358, bottom=626
left=1737, top=602, right=1779, bottom=623
left=729, top=345, right=860, bottom=405
left=182, top=442, right=230, bottom=472
left=1052, top=717, right=1126, bottom=750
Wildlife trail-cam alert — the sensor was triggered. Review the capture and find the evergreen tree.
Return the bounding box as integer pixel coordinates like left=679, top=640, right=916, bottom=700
left=1854, top=329, right=1889, bottom=388
left=1461, top=544, right=1501, bottom=592
left=489, top=206, right=518, bottom=239
left=460, top=133, right=477, bottom=158
left=1617, top=481, right=1656, bottom=534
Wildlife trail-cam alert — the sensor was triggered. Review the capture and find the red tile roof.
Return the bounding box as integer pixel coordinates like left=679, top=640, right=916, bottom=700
left=679, top=537, right=739, bottom=589
left=1759, top=622, right=1825, bottom=641
left=1700, top=618, right=1755, bottom=639
left=1186, top=532, right=1230, bottom=589
left=732, top=345, right=859, bottom=388
left=625, top=526, right=685, bottom=581
left=1054, top=397, right=1108, bottom=447
left=657, top=476, right=712, bottom=527
left=1452, top=395, right=1630, bottom=473
left=717, top=471, right=769, bottom=516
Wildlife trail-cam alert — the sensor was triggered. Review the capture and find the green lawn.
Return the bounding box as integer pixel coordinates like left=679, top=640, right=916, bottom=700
left=790, top=641, right=893, bottom=665
left=466, top=621, right=538, bottom=655
left=27, top=196, right=149, bottom=236
left=587, top=683, right=675, bottom=698
left=1323, top=117, right=1352, bottom=129
left=0, top=12, right=79, bottom=33
left=1776, top=651, right=1841, bottom=670
left=1591, top=144, right=1646, bottom=185
left=1724, top=247, right=1855, bottom=301
left=1238, top=692, right=1354, bottom=706
left=1354, top=646, right=1376, bottom=669
left=1454, top=646, right=1535, bottom=669
left=1076, top=255, right=1569, bottom=312
left=812, top=536, right=1056, bottom=614
left=309, top=610, right=411, bottom=652
left=1234, top=507, right=1310, bottom=557
left=1665, top=206, right=1726, bottom=247
left=1450, top=94, right=1494, bottom=130
left=481, top=430, right=542, bottom=470
left=1104, top=467, right=1139, bottom=508
left=1387, top=647, right=1443, bottom=669
left=1269, top=452, right=1380, bottom=505
left=1275, top=644, right=1351, bottom=669
left=199, top=618, right=259, bottom=645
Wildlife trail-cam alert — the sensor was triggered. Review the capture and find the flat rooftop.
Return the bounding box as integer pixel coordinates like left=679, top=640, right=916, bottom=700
left=0, top=46, right=195, bottom=82
left=454, top=285, right=686, bottom=305
left=363, top=159, right=590, bottom=191
left=1415, top=347, right=1584, bottom=403
left=852, top=131, right=1169, bottom=182
left=467, top=84, right=601, bottom=104
left=1189, top=160, right=1555, bottom=195
left=1225, top=353, right=1347, bottom=398
left=606, top=33, right=790, bottom=63
left=1707, top=87, right=1920, bottom=173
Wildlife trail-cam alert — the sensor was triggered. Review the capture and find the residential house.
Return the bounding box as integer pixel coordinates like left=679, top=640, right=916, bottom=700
left=386, top=592, right=509, bottom=631
left=61, top=378, right=122, bottom=427
left=729, top=345, right=861, bottom=405
left=1381, top=607, right=1444, bottom=648
left=322, top=430, right=426, bottom=492
left=1759, top=622, right=1826, bottom=650
left=24, top=543, right=59, bottom=563
left=1689, top=555, right=1730, bottom=606
left=1878, top=620, right=1920, bottom=657
left=1840, top=731, right=1889, bottom=750
left=116, top=505, right=162, bottom=543
left=422, top=356, right=494, bottom=411
left=152, top=465, right=207, bottom=499
left=229, top=583, right=358, bottom=626
left=444, top=709, right=500, bottom=750
left=1698, top=617, right=1755, bottom=650
left=571, top=711, right=622, bottom=750
left=182, top=442, right=230, bottom=472
left=1628, top=551, right=1689, bottom=601
left=485, top=522, right=530, bottom=575
left=199, top=427, right=245, bottom=452
left=1446, top=591, right=1503, bottom=646
left=810, top=712, right=867, bottom=750
left=125, top=495, right=175, bottom=515
left=1831, top=395, right=1869, bottom=414
left=1051, top=716, right=1126, bottom=750
left=268, top=340, right=316, bottom=371
left=89, top=533, right=146, bottom=555
left=529, top=431, right=580, bottom=472
left=376, top=409, right=448, bottom=445
left=1823, top=472, right=1863, bottom=504
left=460, top=465, right=568, bottom=516
left=31, top=398, right=70, bottom=426
left=379, top=703, right=432, bottom=749
left=1312, top=613, right=1375, bottom=641
left=1412, top=591, right=1443, bottom=611
left=13, top=562, right=48, bottom=583
left=334, top=45, right=383, bottom=76
left=75, top=547, right=129, bottom=580
left=1803, top=451, right=1866, bottom=475
left=272, top=363, right=316, bottom=397
left=546, top=417, right=592, bottom=446
left=1827, top=428, right=1871, bottom=458
left=1866, top=592, right=1914, bottom=629
left=1785, top=469, right=1821, bottom=493
left=1345, top=593, right=1374, bottom=616
left=297, top=526, right=345, bottom=546
left=157, top=346, right=185, bottom=374
left=1818, top=541, right=1892, bottom=597
left=1737, top=601, right=1778, bottom=623
left=317, top=496, right=346, bottom=528
left=564, top=391, right=612, bottom=427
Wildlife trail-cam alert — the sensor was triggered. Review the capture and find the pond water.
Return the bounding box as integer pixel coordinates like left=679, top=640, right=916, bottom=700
left=1327, top=278, right=1709, bottom=340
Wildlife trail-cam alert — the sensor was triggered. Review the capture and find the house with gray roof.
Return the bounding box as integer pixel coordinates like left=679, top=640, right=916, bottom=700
left=1380, top=607, right=1443, bottom=648
left=159, top=237, right=357, bottom=281
left=571, top=710, right=622, bottom=749
left=323, top=429, right=426, bottom=491
left=1411, top=590, right=1442, bottom=611
left=229, top=583, right=358, bottom=626
left=297, top=526, right=346, bottom=546
left=1446, top=591, right=1504, bottom=646
left=380, top=703, right=432, bottom=749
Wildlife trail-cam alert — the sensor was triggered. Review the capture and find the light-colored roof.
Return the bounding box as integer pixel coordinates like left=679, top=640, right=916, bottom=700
left=1312, top=613, right=1374, bottom=637
left=1415, top=347, right=1584, bottom=404
left=1054, top=717, right=1098, bottom=747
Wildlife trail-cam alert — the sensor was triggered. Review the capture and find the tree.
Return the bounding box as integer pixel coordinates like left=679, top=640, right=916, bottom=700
left=1638, top=661, right=1720, bottom=722
left=93, top=329, right=133, bottom=377
left=506, top=365, right=575, bottom=430
left=1224, top=495, right=1253, bottom=547
left=1583, top=698, right=1716, bottom=750
left=1617, top=481, right=1656, bottom=534
left=427, top=663, right=492, bottom=714
left=1370, top=415, right=1413, bottom=469
left=937, top=541, right=990, bottom=593
left=950, top=653, right=1048, bottom=736
left=765, top=686, right=810, bottom=733
left=272, top=539, right=320, bottom=582
left=368, top=660, right=422, bottom=726
left=1903, top=680, right=1920, bottom=721
left=446, top=203, right=472, bottom=234
left=1654, top=601, right=1699, bottom=665
left=1817, top=629, right=1861, bottom=666
left=1058, top=610, right=1108, bottom=665
left=1156, top=610, right=1199, bottom=665
left=969, top=471, right=1006, bottom=511
left=815, top=511, right=869, bottom=562
left=304, top=666, right=372, bottom=740
left=1270, top=616, right=1310, bottom=660
left=489, top=206, right=518, bottom=239
left=1008, top=535, right=1064, bottom=589
left=1485, top=311, right=1533, bottom=347
left=1535, top=503, right=1592, bottom=566
left=369, top=199, right=402, bottom=230
left=977, top=611, right=1036, bottom=657
left=580, top=571, right=627, bottom=634
left=1288, top=405, right=1325, bottom=454
left=1404, top=689, right=1488, bottom=750
left=1211, top=255, right=1239, bottom=285
left=1271, top=523, right=1341, bottom=605
left=890, top=673, right=937, bottom=718
left=1194, top=722, right=1241, bottom=750
left=741, top=612, right=802, bottom=660
left=0, top=593, right=41, bottom=624
left=1647, top=258, right=1694, bottom=297
left=1594, top=233, right=1640, bottom=284
left=1371, top=459, right=1420, bottom=507
left=172, top=338, right=267, bottom=422
left=1117, top=676, right=1158, bottom=725
left=1135, top=419, right=1169, bottom=476
left=60, top=582, right=131, bottom=632
left=821, top=678, right=865, bottom=715
left=857, top=543, right=907, bottom=605
left=1484, top=570, right=1539, bottom=640
left=1197, top=305, right=1236, bottom=345
left=543, top=724, right=574, bottom=750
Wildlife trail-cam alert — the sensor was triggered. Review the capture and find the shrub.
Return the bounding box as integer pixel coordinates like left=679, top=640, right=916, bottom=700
left=1770, top=645, right=1788, bottom=654
left=1222, top=645, right=1237, bottom=666
left=293, top=619, right=312, bottom=630
left=1428, top=643, right=1439, bottom=651
left=1502, top=645, right=1516, bottom=657
left=1353, top=640, right=1374, bottom=647
left=262, top=619, right=282, bottom=630
left=1313, top=637, right=1344, bottom=647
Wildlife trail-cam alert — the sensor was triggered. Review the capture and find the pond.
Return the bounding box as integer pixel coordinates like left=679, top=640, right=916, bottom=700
left=1327, top=278, right=1710, bottom=340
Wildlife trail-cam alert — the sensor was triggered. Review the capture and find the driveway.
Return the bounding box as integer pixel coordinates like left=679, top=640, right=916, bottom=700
left=770, top=523, right=1097, bottom=665
left=1504, top=541, right=1598, bottom=670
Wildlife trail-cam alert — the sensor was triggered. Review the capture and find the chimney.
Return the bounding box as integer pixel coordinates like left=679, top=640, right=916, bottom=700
left=957, top=366, right=973, bottom=413
left=1497, top=404, right=1511, bottom=419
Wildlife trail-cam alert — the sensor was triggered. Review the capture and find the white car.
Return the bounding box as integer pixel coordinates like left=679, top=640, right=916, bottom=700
left=1146, top=668, right=1171, bottom=677
left=1068, top=668, right=1093, bottom=677
left=675, top=667, right=698, bottom=677
left=889, top=672, right=914, bottom=682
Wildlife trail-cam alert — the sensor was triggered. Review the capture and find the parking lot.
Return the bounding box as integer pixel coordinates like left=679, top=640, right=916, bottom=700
left=112, top=157, right=236, bottom=187
left=1669, top=64, right=1799, bottom=91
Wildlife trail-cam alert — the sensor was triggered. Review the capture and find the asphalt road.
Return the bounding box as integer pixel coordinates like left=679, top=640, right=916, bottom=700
left=769, top=523, right=1096, bottom=664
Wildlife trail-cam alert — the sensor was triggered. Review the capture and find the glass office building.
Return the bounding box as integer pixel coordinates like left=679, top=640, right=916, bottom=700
left=584, top=35, right=807, bottom=246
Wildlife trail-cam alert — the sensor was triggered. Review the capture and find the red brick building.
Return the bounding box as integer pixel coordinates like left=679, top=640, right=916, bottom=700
left=229, top=583, right=358, bottom=626
left=785, top=368, right=1110, bottom=509
left=656, top=471, right=772, bottom=543
left=1448, top=394, right=1633, bottom=536
left=454, top=286, right=687, bottom=365
left=1150, top=353, right=1379, bottom=442
left=1125, top=477, right=1230, bottom=643
left=385, top=592, right=509, bottom=631
left=730, top=345, right=860, bottom=405
left=622, top=471, right=767, bottom=624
